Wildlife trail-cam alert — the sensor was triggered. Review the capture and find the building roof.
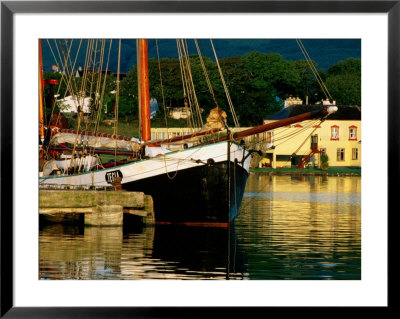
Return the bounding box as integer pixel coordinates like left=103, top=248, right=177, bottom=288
left=266, top=104, right=361, bottom=121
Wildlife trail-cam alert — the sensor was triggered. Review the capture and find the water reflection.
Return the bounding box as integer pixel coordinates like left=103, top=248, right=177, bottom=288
left=39, top=175, right=361, bottom=280
left=151, top=225, right=247, bottom=279
left=235, top=174, right=361, bottom=280
left=39, top=223, right=246, bottom=280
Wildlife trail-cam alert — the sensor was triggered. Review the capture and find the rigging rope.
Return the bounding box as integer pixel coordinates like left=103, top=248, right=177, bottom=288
left=296, top=39, right=333, bottom=101
left=210, top=39, right=240, bottom=128
left=94, top=39, right=112, bottom=135
left=193, top=39, right=220, bottom=109
left=45, top=39, right=83, bottom=158
left=87, top=40, right=98, bottom=113
left=182, top=39, right=203, bottom=127
left=269, top=119, right=321, bottom=147
left=291, top=122, right=322, bottom=156
left=90, top=39, right=106, bottom=125
left=176, top=39, right=203, bottom=128
left=176, top=39, right=194, bottom=128
left=155, top=39, right=170, bottom=141
left=114, top=39, right=122, bottom=165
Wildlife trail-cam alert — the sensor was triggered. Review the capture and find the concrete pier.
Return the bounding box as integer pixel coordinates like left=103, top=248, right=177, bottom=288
left=39, top=189, right=154, bottom=226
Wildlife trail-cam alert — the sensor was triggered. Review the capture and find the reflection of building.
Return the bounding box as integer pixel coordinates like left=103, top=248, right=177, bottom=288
left=260, top=102, right=361, bottom=169
left=243, top=174, right=361, bottom=276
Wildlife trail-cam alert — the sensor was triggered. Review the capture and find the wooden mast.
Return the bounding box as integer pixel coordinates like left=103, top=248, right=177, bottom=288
left=38, top=39, right=45, bottom=145
left=136, top=39, right=142, bottom=140
left=139, top=39, right=151, bottom=142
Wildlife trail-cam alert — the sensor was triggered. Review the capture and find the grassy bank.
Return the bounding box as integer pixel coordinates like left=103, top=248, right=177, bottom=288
left=250, top=167, right=361, bottom=176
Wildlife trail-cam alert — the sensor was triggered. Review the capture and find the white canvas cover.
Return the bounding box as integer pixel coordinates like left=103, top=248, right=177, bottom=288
left=42, top=155, right=98, bottom=176
left=145, top=145, right=172, bottom=157
left=50, top=132, right=141, bottom=152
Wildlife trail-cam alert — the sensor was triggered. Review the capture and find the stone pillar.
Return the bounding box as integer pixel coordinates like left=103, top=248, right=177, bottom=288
left=85, top=205, right=123, bottom=226
left=144, top=195, right=155, bottom=225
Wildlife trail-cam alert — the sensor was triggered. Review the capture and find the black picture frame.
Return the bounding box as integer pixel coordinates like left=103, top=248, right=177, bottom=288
left=1, top=1, right=394, bottom=317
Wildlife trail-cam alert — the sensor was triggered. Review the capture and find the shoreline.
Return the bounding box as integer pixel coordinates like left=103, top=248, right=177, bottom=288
left=250, top=167, right=361, bottom=176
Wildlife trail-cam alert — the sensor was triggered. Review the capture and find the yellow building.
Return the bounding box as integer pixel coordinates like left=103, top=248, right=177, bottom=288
left=258, top=104, right=361, bottom=169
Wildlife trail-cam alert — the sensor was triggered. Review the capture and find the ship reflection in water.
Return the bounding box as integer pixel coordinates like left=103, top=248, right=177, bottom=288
left=39, top=174, right=361, bottom=280
left=39, top=222, right=246, bottom=280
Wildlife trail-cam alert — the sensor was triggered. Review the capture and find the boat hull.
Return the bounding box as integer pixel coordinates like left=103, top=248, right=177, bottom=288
left=123, top=160, right=248, bottom=224
left=39, top=141, right=250, bottom=224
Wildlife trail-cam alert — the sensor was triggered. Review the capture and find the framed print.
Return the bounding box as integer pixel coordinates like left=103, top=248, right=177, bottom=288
left=1, top=0, right=395, bottom=317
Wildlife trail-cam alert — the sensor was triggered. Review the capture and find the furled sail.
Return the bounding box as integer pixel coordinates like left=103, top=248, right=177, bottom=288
left=50, top=131, right=141, bottom=152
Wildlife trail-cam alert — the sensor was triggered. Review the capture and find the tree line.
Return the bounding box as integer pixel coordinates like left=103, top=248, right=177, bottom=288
left=44, top=52, right=361, bottom=127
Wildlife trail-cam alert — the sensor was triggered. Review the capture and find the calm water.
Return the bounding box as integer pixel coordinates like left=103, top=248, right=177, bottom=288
left=39, top=174, right=361, bottom=280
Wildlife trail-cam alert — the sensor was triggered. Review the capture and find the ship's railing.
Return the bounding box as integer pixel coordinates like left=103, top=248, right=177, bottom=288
left=39, top=184, right=113, bottom=191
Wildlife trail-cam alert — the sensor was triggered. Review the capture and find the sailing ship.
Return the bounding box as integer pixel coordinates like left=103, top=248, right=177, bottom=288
left=39, top=39, right=337, bottom=225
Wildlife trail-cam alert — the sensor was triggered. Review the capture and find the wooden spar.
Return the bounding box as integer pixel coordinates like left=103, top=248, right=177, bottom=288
left=148, top=107, right=337, bottom=146
left=228, top=106, right=335, bottom=141
left=139, top=39, right=151, bottom=142
left=39, top=39, right=45, bottom=144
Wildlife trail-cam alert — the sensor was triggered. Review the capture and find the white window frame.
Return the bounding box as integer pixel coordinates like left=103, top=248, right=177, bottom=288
left=331, top=126, right=339, bottom=140
left=349, top=127, right=357, bottom=140
left=352, top=148, right=358, bottom=160
left=337, top=148, right=345, bottom=161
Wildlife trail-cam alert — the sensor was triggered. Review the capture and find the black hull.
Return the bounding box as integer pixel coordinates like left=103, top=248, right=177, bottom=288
left=123, top=161, right=248, bottom=224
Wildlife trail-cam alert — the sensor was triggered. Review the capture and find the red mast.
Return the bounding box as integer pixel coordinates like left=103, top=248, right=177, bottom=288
left=139, top=39, right=151, bottom=142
